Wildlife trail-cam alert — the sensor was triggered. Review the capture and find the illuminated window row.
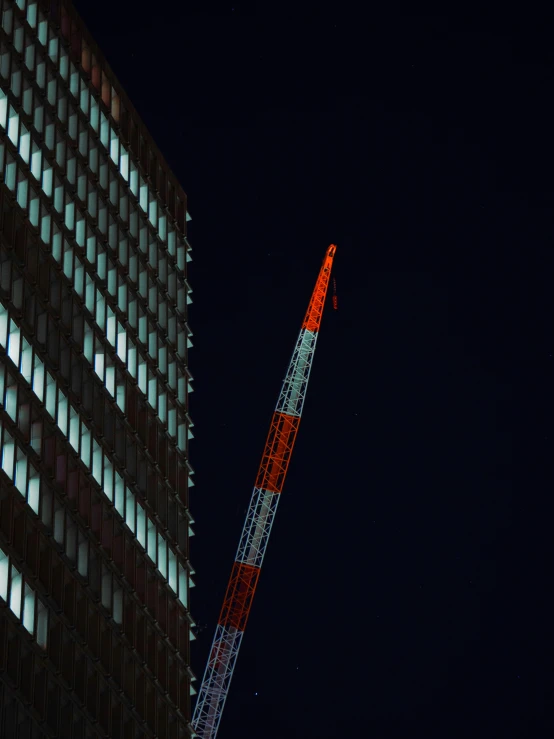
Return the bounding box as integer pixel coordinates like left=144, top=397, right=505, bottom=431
left=0, top=408, right=89, bottom=579
left=0, top=352, right=158, bottom=616
left=0, top=304, right=188, bottom=608
left=2, top=245, right=195, bottom=528
left=0, top=130, right=193, bottom=447
left=0, top=544, right=48, bottom=648
left=1, top=5, right=192, bottom=298
left=0, top=34, right=190, bottom=338
left=0, top=407, right=192, bottom=641
left=76, top=272, right=189, bottom=443
left=0, top=400, right=41, bottom=508
left=0, top=425, right=191, bottom=729
left=0, top=85, right=193, bottom=419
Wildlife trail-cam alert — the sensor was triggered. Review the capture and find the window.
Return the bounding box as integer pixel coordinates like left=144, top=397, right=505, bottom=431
left=0, top=545, right=48, bottom=647
left=0, top=307, right=186, bottom=603
left=1, top=428, right=15, bottom=479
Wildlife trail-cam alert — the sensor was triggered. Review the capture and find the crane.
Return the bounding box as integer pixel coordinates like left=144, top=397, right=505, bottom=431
left=192, top=245, right=337, bottom=738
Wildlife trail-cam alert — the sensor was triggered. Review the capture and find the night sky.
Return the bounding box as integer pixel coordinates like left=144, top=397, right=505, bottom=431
left=72, top=5, right=553, bottom=737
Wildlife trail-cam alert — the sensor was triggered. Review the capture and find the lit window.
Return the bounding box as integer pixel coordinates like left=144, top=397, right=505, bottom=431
left=0, top=88, right=7, bottom=128
left=45, top=372, right=56, bottom=417
left=158, top=389, right=167, bottom=424
left=177, top=423, right=186, bottom=453
left=90, top=96, right=99, bottom=132
left=32, top=353, right=44, bottom=400
left=26, top=2, right=37, bottom=29
left=83, top=321, right=93, bottom=362
left=14, top=447, right=28, bottom=495
left=7, top=319, right=20, bottom=365
left=120, top=146, right=129, bottom=181
left=68, top=406, right=79, bottom=452
left=16, top=172, right=28, bottom=214
left=48, top=36, right=59, bottom=64
left=40, top=205, right=50, bottom=244
left=18, top=122, right=30, bottom=163
left=139, top=178, right=148, bottom=212
left=100, top=112, right=109, bottom=148
left=92, top=440, right=102, bottom=483
left=167, top=227, right=176, bottom=257
left=159, top=214, right=167, bottom=241
left=9, top=564, right=22, bottom=618
left=148, top=197, right=157, bottom=228
left=0, top=546, right=47, bottom=645
left=80, top=426, right=91, bottom=468
left=27, top=467, right=40, bottom=514
left=103, top=458, right=113, bottom=503
left=148, top=375, right=156, bottom=409
left=106, top=306, right=116, bottom=345
left=5, top=380, right=17, bottom=420
left=0, top=550, right=8, bottom=601
left=168, top=549, right=177, bottom=592
left=4, top=153, right=16, bottom=191
left=57, top=392, right=68, bottom=435
left=157, top=534, right=167, bottom=579
left=22, top=584, right=35, bottom=633
left=6, top=106, right=18, bottom=145
left=53, top=177, right=63, bottom=213
left=37, top=15, right=48, bottom=47
left=114, top=471, right=124, bottom=517
left=1, top=7, right=13, bottom=34
left=29, top=187, right=39, bottom=226
left=116, top=322, right=126, bottom=362
left=109, top=129, right=119, bottom=164
left=1, top=430, right=15, bottom=478
left=147, top=518, right=156, bottom=562
left=125, top=487, right=135, bottom=534
left=178, top=564, right=188, bottom=608
left=136, top=504, right=146, bottom=549
left=41, top=160, right=52, bottom=197
left=69, top=63, right=79, bottom=98
left=129, top=161, right=138, bottom=196
left=93, top=343, right=105, bottom=380
left=137, top=359, right=147, bottom=395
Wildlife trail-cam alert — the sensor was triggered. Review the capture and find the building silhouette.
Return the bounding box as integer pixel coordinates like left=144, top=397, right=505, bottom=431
left=0, top=0, right=196, bottom=736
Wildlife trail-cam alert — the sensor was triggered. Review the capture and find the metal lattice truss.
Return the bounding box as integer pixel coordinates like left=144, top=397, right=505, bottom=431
left=192, top=624, right=243, bottom=738
left=256, top=412, right=301, bottom=495
left=236, top=487, right=280, bottom=569
left=192, top=246, right=337, bottom=739
left=276, top=328, right=318, bottom=417
left=301, top=247, right=334, bottom=333
left=219, top=561, right=260, bottom=632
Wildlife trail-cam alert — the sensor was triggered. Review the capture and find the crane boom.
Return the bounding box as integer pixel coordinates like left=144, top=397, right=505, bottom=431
left=192, top=245, right=337, bottom=738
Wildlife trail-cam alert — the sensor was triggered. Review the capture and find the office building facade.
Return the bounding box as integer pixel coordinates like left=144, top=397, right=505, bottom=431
left=0, top=0, right=196, bottom=736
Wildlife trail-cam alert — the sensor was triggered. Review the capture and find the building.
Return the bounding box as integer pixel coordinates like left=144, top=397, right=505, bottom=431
left=0, top=0, right=196, bottom=736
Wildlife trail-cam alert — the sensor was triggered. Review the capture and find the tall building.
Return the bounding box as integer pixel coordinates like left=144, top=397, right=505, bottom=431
left=0, top=1, right=196, bottom=736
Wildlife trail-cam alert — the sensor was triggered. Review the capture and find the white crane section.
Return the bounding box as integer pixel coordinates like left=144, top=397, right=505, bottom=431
left=192, top=624, right=243, bottom=739
left=236, top=488, right=280, bottom=568
left=276, top=328, right=318, bottom=417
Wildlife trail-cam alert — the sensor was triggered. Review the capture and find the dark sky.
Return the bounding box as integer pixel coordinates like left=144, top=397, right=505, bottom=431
left=72, top=5, right=554, bottom=737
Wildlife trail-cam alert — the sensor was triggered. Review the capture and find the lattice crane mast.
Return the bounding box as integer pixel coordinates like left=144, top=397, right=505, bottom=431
left=192, top=245, right=337, bottom=738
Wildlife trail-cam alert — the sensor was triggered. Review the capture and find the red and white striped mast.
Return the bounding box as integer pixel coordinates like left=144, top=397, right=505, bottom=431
left=192, top=245, right=337, bottom=738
